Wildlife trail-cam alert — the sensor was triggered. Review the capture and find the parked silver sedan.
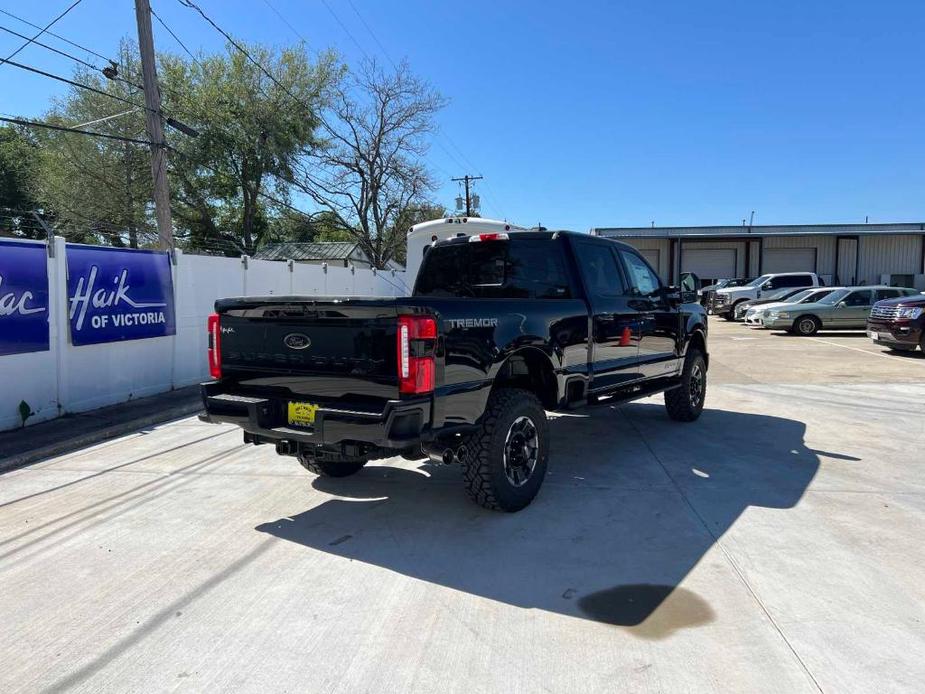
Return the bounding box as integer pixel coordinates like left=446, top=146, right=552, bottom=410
left=743, top=287, right=839, bottom=326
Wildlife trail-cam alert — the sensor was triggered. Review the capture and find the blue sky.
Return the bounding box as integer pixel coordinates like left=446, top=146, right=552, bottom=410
left=1, top=0, right=923, bottom=231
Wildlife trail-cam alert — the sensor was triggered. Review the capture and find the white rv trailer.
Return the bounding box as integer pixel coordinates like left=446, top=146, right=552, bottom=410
left=405, top=217, right=531, bottom=284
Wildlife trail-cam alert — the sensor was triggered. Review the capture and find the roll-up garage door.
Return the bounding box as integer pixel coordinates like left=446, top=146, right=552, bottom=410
left=763, top=248, right=816, bottom=273
left=680, top=248, right=736, bottom=280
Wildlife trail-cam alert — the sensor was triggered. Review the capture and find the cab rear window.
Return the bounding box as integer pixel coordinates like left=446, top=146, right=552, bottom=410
left=414, top=239, right=573, bottom=299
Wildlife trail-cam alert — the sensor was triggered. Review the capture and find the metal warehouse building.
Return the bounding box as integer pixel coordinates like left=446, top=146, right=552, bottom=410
left=591, top=222, right=925, bottom=289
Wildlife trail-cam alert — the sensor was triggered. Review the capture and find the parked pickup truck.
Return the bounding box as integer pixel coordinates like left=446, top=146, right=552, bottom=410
left=712, top=272, right=821, bottom=320
left=200, top=231, right=709, bottom=511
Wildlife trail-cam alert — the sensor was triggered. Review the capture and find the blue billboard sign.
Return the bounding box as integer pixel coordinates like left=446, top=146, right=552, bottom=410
left=66, top=245, right=176, bottom=346
left=0, top=239, right=51, bottom=356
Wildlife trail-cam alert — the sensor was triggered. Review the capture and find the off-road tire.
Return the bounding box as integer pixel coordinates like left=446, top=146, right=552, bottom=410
left=665, top=349, right=707, bottom=422
left=298, top=456, right=366, bottom=477
left=460, top=388, right=548, bottom=512
left=791, top=315, right=821, bottom=336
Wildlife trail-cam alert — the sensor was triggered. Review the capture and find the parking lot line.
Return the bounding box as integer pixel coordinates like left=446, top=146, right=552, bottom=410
left=806, top=336, right=923, bottom=361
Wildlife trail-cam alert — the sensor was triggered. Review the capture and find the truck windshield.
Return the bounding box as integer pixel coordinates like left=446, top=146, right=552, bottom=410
left=414, top=239, right=572, bottom=299
left=746, top=275, right=771, bottom=287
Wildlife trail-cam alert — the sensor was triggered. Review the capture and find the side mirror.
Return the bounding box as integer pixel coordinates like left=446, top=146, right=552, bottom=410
left=679, top=272, right=699, bottom=293
left=837, top=301, right=847, bottom=308
left=663, top=286, right=695, bottom=305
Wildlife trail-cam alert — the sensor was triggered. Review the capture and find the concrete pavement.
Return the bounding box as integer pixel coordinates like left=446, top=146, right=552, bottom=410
left=1, top=321, right=924, bottom=693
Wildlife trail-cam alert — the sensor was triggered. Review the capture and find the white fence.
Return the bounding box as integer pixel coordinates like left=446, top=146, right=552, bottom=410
left=0, top=236, right=409, bottom=433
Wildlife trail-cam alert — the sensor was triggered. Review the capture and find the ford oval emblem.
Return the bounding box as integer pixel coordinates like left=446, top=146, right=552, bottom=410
left=284, top=333, right=311, bottom=350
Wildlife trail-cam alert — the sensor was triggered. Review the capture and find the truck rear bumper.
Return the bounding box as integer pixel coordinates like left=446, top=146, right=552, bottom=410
left=199, top=382, right=432, bottom=449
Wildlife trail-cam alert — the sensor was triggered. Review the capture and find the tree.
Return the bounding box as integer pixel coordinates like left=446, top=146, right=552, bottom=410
left=20, top=40, right=338, bottom=253
left=263, top=209, right=352, bottom=245
left=160, top=42, right=341, bottom=255
left=32, top=41, right=154, bottom=247
left=390, top=202, right=447, bottom=264
left=0, top=125, right=43, bottom=238
left=294, top=60, right=446, bottom=268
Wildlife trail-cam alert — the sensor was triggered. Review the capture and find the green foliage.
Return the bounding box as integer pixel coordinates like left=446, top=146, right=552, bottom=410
left=0, top=125, right=43, bottom=238
left=263, top=209, right=352, bottom=245
left=32, top=41, right=153, bottom=247
left=9, top=38, right=445, bottom=262
left=161, top=42, right=342, bottom=255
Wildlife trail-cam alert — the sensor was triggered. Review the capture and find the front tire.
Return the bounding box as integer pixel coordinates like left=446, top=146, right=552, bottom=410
left=665, top=349, right=707, bottom=422
left=723, top=301, right=745, bottom=321
left=792, top=315, right=820, bottom=336
left=460, top=388, right=548, bottom=512
left=298, top=456, right=366, bottom=477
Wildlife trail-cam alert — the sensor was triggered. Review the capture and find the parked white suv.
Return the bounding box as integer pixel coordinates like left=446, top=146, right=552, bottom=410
left=713, top=272, right=822, bottom=320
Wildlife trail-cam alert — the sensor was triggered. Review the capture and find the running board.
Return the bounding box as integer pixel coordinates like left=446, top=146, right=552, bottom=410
left=582, top=378, right=682, bottom=408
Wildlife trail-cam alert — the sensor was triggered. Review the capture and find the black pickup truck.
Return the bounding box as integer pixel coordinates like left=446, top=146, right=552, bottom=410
left=201, top=230, right=708, bottom=511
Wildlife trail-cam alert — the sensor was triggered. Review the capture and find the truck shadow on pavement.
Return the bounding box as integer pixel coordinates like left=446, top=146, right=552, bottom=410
left=256, top=402, right=825, bottom=639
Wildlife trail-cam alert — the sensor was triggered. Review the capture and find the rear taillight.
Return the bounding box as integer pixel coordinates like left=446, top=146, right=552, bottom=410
left=397, top=315, right=437, bottom=394
left=468, top=232, right=509, bottom=243
left=207, top=313, right=222, bottom=379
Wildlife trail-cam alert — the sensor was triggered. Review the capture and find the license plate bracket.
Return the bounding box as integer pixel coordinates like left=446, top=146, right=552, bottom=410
left=288, top=401, right=319, bottom=427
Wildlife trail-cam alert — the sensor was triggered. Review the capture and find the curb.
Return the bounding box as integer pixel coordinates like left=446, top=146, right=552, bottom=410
left=0, top=400, right=204, bottom=474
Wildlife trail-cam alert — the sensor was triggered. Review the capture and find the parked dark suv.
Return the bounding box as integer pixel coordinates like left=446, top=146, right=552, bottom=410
left=867, top=292, right=925, bottom=352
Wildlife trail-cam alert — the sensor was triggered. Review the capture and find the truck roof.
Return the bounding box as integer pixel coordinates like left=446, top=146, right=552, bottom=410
left=432, top=228, right=636, bottom=251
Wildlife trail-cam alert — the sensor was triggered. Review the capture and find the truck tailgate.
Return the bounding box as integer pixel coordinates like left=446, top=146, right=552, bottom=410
left=217, top=299, right=400, bottom=401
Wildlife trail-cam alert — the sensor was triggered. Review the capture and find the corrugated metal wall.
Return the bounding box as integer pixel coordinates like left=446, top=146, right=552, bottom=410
left=607, top=232, right=925, bottom=287
left=748, top=241, right=760, bottom=277
left=836, top=238, right=858, bottom=285
left=857, top=234, right=924, bottom=284
left=762, top=235, right=836, bottom=278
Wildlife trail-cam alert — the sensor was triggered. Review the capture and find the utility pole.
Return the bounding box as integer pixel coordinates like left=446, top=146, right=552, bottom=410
left=134, top=0, right=173, bottom=251
left=451, top=174, right=483, bottom=216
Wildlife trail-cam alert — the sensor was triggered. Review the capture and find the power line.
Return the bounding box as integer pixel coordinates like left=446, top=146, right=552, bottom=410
left=176, top=0, right=318, bottom=110
left=260, top=0, right=308, bottom=44
left=144, top=7, right=323, bottom=224
left=0, top=7, right=114, bottom=65
left=432, top=138, right=467, bottom=171
left=0, top=115, right=158, bottom=146
left=318, top=0, right=370, bottom=61
left=166, top=145, right=319, bottom=223
left=3, top=58, right=152, bottom=114
left=0, top=7, right=142, bottom=91
left=149, top=6, right=196, bottom=61
left=345, top=0, right=397, bottom=70
left=0, top=22, right=98, bottom=70
left=319, top=0, right=491, bottom=218
left=0, top=0, right=84, bottom=66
